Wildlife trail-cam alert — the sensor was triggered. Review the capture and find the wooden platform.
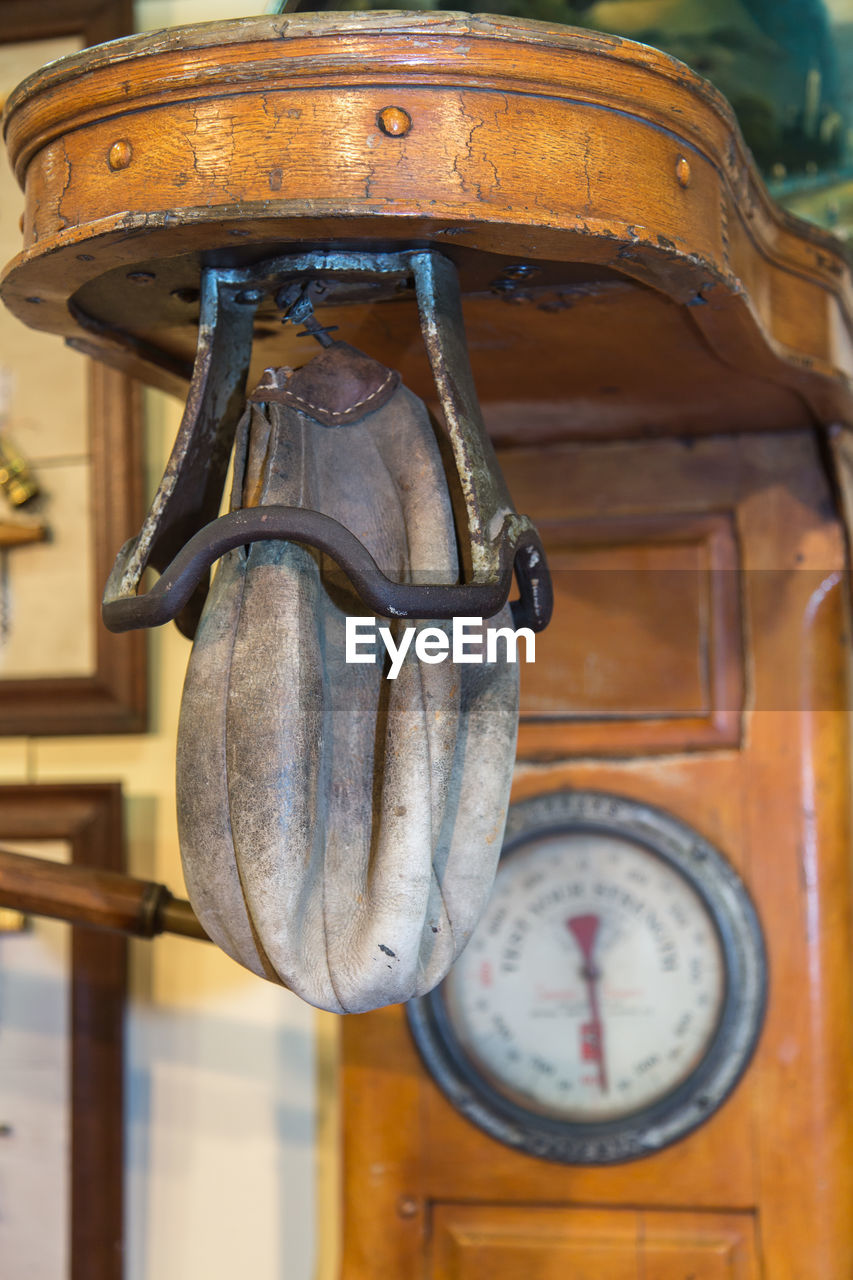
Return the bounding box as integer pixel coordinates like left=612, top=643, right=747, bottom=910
left=2, top=12, right=852, bottom=442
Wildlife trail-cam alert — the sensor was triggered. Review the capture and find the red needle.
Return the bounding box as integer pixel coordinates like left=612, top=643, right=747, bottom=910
left=567, top=913, right=608, bottom=1093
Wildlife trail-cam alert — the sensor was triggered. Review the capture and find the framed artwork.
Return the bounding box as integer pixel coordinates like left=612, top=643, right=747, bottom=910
left=0, top=0, right=145, bottom=735
left=0, top=782, right=126, bottom=1280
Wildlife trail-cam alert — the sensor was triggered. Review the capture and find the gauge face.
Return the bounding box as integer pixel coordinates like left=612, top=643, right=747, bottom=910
left=408, top=791, right=766, bottom=1165
left=444, top=830, right=726, bottom=1123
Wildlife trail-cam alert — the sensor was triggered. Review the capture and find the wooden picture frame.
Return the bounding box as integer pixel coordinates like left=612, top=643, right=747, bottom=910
left=0, top=1, right=133, bottom=53
left=0, top=0, right=144, bottom=736
left=0, top=781, right=126, bottom=1280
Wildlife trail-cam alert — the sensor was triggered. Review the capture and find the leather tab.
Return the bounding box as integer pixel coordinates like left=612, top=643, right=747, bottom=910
left=248, top=342, right=400, bottom=426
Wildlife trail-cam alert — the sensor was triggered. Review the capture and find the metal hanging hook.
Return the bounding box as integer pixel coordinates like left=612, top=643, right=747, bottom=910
left=101, top=249, right=553, bottom=639
left=276, top=280, right=339, bottom=347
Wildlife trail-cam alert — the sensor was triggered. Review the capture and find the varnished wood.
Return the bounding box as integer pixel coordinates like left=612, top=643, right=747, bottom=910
left=0, top=0, right=132, bottom=48
left=0, top=783, right=126, bottom=1280
left=513, top=512, right=743, bottom=757
left=342, top=430, right=853, bottom=1279
left=0, top=517, right=46, bottom=546
left=431, top=1205, right=760, bottom=1279
left=0, top=845, right=208, bottom=940
left=1, top=13, right=852, bottom=437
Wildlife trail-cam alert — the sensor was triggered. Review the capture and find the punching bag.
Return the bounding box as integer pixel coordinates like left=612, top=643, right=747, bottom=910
left=176, top=342, right=519, bottom=1013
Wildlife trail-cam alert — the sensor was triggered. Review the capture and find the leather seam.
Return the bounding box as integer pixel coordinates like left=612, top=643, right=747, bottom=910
left=285, top=368, right=396, bottom=418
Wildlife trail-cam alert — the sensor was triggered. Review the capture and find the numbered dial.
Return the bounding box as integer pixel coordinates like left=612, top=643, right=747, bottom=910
left=407, top=791, right=767, bottom=1164
left=444, top=831, right=725, bottom=1123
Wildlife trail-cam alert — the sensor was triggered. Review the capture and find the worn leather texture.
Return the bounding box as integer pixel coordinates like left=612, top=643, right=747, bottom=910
left=176, top=345, right=519, bottom=1013
left=247, top=343, right=401, bottom=425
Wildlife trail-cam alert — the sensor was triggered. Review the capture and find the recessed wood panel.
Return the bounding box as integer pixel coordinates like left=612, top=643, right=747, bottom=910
left=517, top=513, right=743, bottom=757
left=431, top=1206, right=759, bottom=1280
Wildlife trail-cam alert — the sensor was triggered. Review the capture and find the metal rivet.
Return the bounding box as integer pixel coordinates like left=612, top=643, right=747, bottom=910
left=77, top=253, right=94, bottom=262
left=108, top=140, right=133, bottom=171
left=503, top=264, right=540, bottom=280
left=397, top=1196, right=419, bottom=1219
left=25, top=296, right=43, bottom=304
left=235, top=289, right=264, bottom=305
left=127, top=271, right=156, bottom=284
left=675, top=156, right=691, bottom=188
left=377, top=106, right=412, bottom=138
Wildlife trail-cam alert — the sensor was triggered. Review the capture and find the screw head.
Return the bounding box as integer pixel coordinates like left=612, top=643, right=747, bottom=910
left=675, top=156, right=691, bottom=188
left=108, top=140, right=133, bottom=171
left=397, top=1196, right=419, bottom=1219
left=127, top=271, right=156, bottom=285
left=378, top=106, right=412, bottom=138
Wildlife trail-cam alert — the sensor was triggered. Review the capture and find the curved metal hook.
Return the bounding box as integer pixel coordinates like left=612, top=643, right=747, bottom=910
left=103, top=505, right=553, bottom=634
left=102, top=248, right=554, bottom=640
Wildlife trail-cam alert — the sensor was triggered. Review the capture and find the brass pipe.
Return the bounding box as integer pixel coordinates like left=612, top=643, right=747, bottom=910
left=158, top=894, right=210, bottom=942
left=0, top=846, right=209, bottom=942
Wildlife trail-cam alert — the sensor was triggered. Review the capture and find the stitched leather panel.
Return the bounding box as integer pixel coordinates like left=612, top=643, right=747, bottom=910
left=247, top=342, right=401, bottom=426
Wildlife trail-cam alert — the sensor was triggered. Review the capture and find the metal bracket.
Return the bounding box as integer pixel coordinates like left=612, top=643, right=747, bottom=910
left=102, top=249, right=552, bottom=637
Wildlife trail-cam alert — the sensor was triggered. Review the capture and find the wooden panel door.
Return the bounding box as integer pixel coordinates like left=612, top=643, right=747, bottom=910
left=431, top=1206, right=760, bottom=1280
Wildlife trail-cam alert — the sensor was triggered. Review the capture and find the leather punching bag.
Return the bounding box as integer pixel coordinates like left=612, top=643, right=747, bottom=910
left=176, top=342, right=519, bottom=1013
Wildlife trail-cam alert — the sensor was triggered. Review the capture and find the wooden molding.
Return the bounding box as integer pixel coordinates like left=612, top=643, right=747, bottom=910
left=0, top=0, right=133, bottom=48
left=0, top=781, right=126, bottom=1280
left=431, top=1204, right=760, bottom=1278
left=0, top=363, right=146, bottom=735
left=0, top=0, right=144, bottom=737
left=517, top=512, right=744, bottom=758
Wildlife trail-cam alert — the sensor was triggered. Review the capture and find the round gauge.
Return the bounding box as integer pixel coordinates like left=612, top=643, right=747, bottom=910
left=407, top=790, right=766, bottom=1164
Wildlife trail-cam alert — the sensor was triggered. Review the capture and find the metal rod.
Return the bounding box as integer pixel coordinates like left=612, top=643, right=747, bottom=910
left=158, top=895, right=210, bottom=942
left=0, top=847, right=209, bottom=942
left=103, top=502, right=551, bottom=634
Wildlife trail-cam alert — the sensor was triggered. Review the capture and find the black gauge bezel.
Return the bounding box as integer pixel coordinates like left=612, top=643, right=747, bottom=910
left=406, top=789, right=767, bottom=1165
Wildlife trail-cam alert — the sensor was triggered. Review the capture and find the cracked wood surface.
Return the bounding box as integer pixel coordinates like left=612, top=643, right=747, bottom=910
left=1, top=12, right=852, bottom=436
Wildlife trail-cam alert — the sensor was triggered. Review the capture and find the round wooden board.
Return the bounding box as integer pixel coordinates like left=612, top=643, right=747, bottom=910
left=2, top=12, right=852, bottom=435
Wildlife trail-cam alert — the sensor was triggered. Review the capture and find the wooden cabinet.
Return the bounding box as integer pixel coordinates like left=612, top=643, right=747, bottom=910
left=341, top=430, right=853, bottom=1279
